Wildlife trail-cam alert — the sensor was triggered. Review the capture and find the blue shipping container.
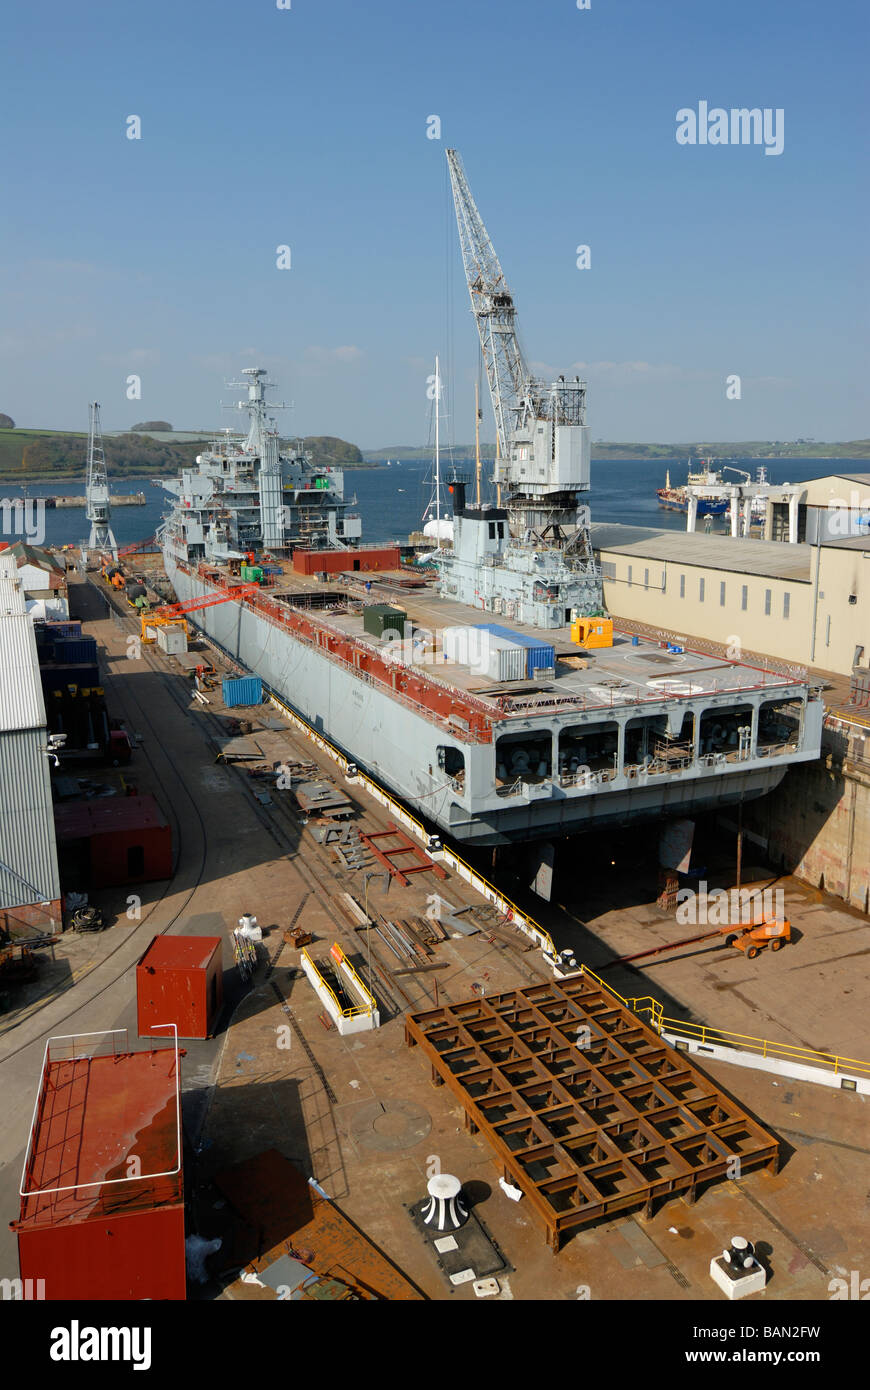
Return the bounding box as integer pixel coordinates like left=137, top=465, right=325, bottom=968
left=473, top=623, right=555, bottom=678
left=39, top=663, right=100, bottom=691
left=52, top=637, right=98, bottom=664
left=222, top=675, right=263, bottom=708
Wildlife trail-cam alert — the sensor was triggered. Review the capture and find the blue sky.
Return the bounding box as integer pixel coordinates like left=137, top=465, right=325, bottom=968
left=1, top=0, right=867, bottom=446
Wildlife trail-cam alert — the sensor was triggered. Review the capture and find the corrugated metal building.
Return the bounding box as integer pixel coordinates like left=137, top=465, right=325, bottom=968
left=0, top=554, right=62, bottom=934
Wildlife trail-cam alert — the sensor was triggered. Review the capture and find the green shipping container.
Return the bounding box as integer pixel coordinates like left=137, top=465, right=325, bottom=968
left=363, top=604, right=407, bottom=639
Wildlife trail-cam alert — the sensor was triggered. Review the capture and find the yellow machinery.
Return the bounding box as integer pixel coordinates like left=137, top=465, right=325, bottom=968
left=140, top=614, right=189, bottom=643
left=571, top=616, right=613, bottom=649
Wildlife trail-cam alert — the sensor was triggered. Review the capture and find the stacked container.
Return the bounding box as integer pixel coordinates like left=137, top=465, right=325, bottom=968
left=474, top=623, right=556, bottom=678
left=442, top=626, right=526, bottom=682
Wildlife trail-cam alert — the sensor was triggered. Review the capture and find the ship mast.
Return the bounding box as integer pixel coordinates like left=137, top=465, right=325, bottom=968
left=435, top=356, right=441, bottom=534
left=85, top=402, right=117, bottom=559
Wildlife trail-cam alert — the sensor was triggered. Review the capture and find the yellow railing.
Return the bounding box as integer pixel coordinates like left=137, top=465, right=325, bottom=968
left=655, top=1017, right=870, bottom=1079
left=300, top=949, right=371, bottom=1019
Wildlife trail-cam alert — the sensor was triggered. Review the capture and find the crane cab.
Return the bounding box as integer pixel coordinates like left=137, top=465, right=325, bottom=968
left=571, top=616, right=613, bottom=650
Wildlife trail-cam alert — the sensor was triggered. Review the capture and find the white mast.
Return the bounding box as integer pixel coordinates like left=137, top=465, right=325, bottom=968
left=434, top=355, right=441, bottom=533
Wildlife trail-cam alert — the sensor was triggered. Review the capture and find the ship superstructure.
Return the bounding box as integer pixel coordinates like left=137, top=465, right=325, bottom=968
left=160, top=368, right=361, bottom=564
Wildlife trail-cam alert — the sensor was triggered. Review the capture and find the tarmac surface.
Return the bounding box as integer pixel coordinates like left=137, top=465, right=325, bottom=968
left=0, top=570, right=867, bottom=1302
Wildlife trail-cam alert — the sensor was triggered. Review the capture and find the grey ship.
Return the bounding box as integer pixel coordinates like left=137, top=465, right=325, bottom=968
left=159, top=155, right=822, bottom=846
left=158, top=368, right=821, bottom=847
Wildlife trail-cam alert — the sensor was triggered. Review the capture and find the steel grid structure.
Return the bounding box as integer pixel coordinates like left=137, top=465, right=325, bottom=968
left=405, top=978, right=780, bottom=1250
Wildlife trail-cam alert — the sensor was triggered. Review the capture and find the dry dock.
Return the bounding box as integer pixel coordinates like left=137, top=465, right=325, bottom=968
left=0, top=568, right=866, bottom=1302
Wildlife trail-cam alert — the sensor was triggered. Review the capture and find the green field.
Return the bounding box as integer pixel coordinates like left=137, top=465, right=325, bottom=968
left=0, top=428, right=368, bottom=482
left=364, top=439, right=870, bottom=463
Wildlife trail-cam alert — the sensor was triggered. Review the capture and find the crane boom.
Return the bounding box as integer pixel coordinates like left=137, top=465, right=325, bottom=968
left=446, top=149, right=592, bottom=537
left=446, top=149, right=528, bottom=459
left=151, top=584, right=260, bottom=621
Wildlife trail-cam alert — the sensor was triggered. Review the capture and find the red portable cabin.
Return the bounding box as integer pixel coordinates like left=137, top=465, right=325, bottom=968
left=137, top=935, right=223, bottom=1040
left=13, top=1032, right=186, bottom=1301
left=53, top=794, right=172, bottom=887
left=292, top=545, right=400, bottom=575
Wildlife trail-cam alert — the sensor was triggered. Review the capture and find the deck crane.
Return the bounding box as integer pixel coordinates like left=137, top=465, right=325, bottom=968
left=445, top=149, right=592, bottom=545
left=140, top=583, right=260, bottom=641
left=85, top=402, right=118, bottom=560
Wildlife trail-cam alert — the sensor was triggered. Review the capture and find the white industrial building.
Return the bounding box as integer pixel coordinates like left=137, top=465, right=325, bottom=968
left=0, top=553, right=62, bottom=935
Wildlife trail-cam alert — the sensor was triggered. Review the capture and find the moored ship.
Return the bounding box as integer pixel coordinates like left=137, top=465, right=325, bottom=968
left=656, top=463, right=730, bottom=515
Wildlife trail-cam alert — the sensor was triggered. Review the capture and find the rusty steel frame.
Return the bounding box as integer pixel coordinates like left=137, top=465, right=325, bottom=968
left=357, top=823, right=448, bottom=888
left=405, top=978, right=780, bottom=1251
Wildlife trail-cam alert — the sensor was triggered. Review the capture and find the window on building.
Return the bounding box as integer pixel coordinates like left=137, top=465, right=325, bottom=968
left=679, top=574, right=685, bottom=599
left=699, top=577, right=705, bottom=602
left=720, top=581, right=726, bottom=606
left=601, top=561, right=616, bottom=580
left=783, top=592, right=790, bottom=619
left=497, top=522, right=505, bottom=538
left=741, top=585, right=748, bottom=611
left=644, top=567, right=649, bottom=588
left=488, top=522, right=496, bottom=539
left=764, top=589, right=772, bottom=616
left=627, top=565, right=632, bottom=586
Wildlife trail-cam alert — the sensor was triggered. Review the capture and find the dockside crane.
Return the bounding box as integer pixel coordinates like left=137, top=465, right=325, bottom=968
left=139, top=583, right=260, bottom=641
left=446, top=149, right=592, bottom=544
left=85, top=402, right=118, bottom=560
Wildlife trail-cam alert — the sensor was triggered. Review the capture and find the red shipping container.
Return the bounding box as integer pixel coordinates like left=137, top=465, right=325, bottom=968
left=292, top=545, right=400, bottom=575
left=137, top=935, right=223, bottom=1040
left=54, top=794, right=173, bottom=887
left=13, top=1035, right=186, bottom=1301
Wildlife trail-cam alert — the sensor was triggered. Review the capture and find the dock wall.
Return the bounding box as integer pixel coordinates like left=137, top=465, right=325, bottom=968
left=728, top=714, right=870, bottom=914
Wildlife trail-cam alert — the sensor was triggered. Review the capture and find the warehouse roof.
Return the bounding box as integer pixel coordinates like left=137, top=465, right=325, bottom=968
left=590, top=523, right=814, bottom=582
left=7, top=541, right=66, bottom=572
left=0, top=554, right=46, bottom=732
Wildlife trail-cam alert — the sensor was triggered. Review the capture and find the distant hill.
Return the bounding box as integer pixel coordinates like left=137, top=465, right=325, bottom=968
left=0, top=414, right=15, bottom=430
left=131, top=419, right=173, bottom=432
left=0, top=427, right=370, bottom=481
left=364, top=439, right=870, bottom=463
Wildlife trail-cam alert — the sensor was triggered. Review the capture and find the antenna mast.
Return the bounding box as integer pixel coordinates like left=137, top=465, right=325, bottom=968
left=85, top=402, right=117, bottom=559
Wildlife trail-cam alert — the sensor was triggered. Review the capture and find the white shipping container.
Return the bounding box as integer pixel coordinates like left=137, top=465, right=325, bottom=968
left=156, top=623, right=188, bottom=655
left=442, top=626, right=525, bottom=682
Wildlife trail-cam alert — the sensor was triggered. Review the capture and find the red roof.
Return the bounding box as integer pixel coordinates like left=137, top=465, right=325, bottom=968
left=139, top=935, right=221, bottom=972
left=54, top=794, right=169, bottom=840
left=16, top=1046, right=182, bottom=1230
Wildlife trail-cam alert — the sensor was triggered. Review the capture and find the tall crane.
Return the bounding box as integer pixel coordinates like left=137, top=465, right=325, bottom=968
left=85, top=402, right=118, bottom=559
left=446, top=149, right=592, bottom=541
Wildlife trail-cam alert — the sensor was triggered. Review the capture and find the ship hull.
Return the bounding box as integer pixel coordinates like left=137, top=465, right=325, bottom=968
left=163, top=554, right=801, bottom=847
left=656, top=491, right=729, bottom=516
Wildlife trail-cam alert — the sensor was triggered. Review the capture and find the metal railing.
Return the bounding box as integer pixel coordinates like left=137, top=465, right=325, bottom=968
left=654, top=1018, right=870, bottom=1080
left=19, top=1027, right=182, bottom=1200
